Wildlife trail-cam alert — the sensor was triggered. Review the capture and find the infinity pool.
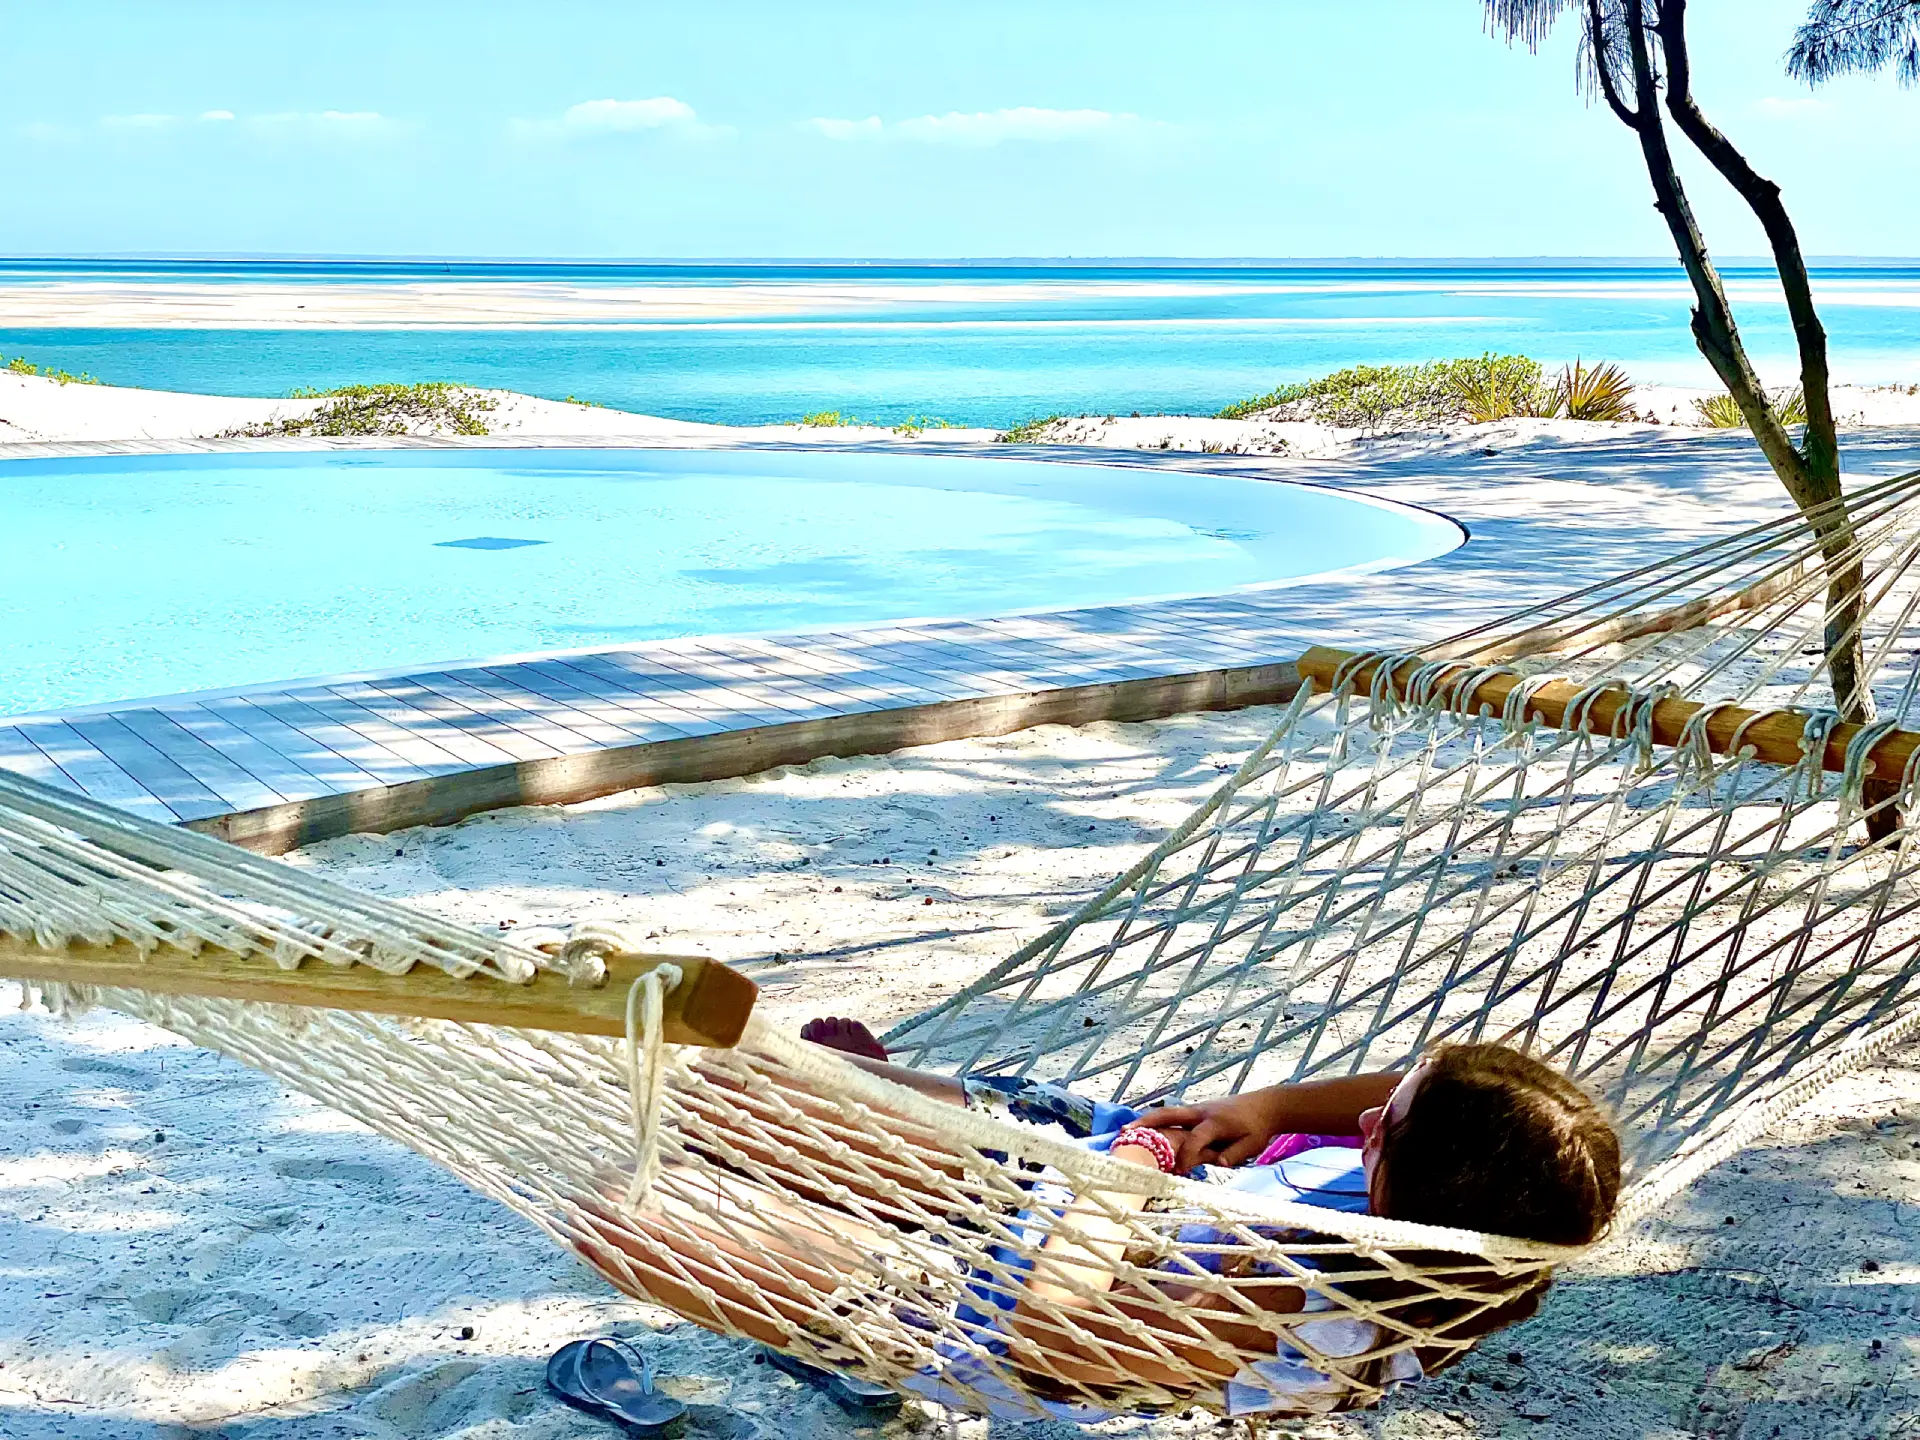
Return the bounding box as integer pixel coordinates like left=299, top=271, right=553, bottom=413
left=1, top=447, right=1463, bottom=718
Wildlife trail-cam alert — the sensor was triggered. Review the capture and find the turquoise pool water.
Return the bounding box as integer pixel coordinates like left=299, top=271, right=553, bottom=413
left=0, top=447, right=1462, bottom=718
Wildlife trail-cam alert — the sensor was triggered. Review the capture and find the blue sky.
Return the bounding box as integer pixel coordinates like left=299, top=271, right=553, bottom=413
left=2, top=0, right=1914, bottom=259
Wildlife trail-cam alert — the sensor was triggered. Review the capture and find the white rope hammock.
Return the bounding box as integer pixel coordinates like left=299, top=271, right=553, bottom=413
left=9, top=467, right=1920, bottom=1418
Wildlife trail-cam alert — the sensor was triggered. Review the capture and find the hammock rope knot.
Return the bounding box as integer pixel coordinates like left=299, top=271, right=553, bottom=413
left=621, top=961, right=684, bottom=1213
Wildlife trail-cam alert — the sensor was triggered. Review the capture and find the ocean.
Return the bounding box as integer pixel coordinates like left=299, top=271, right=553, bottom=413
left=2, top=259, right=1916, bottom=428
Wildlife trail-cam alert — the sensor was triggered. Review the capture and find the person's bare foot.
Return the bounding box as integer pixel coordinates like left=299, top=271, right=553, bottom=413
left=800, top=1016, right=889, bottom=1062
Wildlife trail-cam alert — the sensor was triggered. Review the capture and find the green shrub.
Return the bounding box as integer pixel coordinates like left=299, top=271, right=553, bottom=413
left=996, top=414, right=1066, bottom=443
left=1445, top=353, right=1553, bottom=423
left=892, top=415, right=957, bottom=437
left=1215, top=353, right=1550, bottom=431
left=1555, top=360, right=1637, bottom=421
left=800, top=409, right=860, bottom=427
left=4, top=355, right=100, bottom=385
left=241, top=383, right=495, bottom=438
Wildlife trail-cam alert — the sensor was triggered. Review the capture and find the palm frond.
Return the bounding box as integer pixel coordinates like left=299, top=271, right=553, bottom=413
left=1557, top=359, right=1638, bottom=421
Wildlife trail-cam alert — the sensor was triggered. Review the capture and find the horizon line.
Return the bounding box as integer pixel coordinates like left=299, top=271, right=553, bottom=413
left=7, top=252, right=1920, bottom=268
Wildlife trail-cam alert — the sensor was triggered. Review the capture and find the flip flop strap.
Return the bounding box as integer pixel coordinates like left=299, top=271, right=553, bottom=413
left=582, top=1336, right=656, bottom=1396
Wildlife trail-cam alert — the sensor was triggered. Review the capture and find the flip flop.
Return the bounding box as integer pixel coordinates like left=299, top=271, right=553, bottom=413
left=762, top=1344, right=904, bottom=1417
left=546, top=1337, right=688, bottom=1437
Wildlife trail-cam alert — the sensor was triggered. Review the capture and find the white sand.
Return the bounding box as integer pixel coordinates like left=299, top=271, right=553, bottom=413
left=5, top=713, right=1920, bottom=1437
left=7, top=369, right=1920, bottom=452
left=0, top=372, right=1004, bottom=447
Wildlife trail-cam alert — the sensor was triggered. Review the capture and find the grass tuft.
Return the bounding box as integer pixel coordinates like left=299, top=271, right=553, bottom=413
left=996, top=414, right=1066, bottom=444
left=5, top=355, right=100, bottom=386
left=1216, top=354, right=1553, bottom=431
left=892, top=415, right=957, bottom=437
left=233, top=383, right=496, bottom=438
left=1693, top=387, right=1807, bottom=431
left=799, top=409, right=861, bottom=427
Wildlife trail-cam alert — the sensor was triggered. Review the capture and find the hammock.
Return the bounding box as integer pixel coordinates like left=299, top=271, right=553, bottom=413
left=9, top=467, right=1920, bottom=1420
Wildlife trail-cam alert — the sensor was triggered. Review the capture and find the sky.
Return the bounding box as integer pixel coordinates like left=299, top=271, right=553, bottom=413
left=1, top=0, right=1915, bottom=260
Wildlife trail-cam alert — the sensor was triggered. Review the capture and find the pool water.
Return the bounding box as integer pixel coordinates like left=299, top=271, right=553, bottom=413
left=0, top=448, right=1463, bottom=718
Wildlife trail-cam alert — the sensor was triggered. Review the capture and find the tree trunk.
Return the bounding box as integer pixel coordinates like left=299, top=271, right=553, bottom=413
left=1605, top=0, right=1893, bottom=837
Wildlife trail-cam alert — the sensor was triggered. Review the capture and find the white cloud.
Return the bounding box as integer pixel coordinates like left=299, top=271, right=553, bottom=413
left=807, top=106, right=1146, bottom=147
left=807, top=115, right=883, bottom=141
left=199, top=109, right=235, bottom=122
left=559, top=97, right=697, bottom=134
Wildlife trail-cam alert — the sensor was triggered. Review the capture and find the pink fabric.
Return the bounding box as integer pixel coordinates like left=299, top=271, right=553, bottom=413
left=1251, top=1131, right=1363, bottom=1167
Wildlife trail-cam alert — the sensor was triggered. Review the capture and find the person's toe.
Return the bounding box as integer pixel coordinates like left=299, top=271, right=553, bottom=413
left=801, top=1016, right=887, bottom=1061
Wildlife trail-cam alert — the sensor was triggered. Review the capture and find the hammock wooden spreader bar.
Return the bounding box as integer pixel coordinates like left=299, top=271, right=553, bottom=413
left=0, top=933, right=758, bottom=1045
left=1298, top=644, right=1920, bottom=782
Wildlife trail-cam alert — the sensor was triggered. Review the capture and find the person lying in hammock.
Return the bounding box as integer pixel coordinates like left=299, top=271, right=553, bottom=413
left=580, top=1019, right=1619, bottom=1419
left=782, top=1018, right=1621, bottom=1414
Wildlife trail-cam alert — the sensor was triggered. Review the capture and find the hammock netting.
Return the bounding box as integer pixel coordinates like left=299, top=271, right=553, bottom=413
left=10, top=469, right=1920, bottom=1418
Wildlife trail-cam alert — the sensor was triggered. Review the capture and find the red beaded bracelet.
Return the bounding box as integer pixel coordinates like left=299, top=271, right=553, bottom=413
left=1112, top=1125, right=1177, bottom=1174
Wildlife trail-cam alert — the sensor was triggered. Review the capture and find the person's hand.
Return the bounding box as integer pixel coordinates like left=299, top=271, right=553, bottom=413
left=1134, top=1094, right=1284, bottom=1172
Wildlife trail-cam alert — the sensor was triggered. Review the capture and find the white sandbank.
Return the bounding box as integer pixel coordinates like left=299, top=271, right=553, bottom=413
left=6, top=367, right=1920, bottom=452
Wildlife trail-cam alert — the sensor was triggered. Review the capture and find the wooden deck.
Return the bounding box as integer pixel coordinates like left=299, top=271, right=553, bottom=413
left=9, top=430, right=1920, bottom=851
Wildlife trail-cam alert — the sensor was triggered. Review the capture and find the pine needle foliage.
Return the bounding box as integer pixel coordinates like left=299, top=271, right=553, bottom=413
left=1789, top=0, right=1920, bottom=87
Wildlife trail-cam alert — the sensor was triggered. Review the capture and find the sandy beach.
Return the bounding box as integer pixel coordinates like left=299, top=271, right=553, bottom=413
left=7, top=378, right=1920, bottom=1436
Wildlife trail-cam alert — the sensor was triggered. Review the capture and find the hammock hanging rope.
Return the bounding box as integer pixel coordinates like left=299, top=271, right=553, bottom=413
left=7, top=467, right=1920, bottom=1419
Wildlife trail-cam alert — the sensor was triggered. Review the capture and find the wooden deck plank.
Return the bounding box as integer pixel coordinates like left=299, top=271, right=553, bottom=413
left=555, top=655, right=797, bottom=728
left=194, top=697, right=390, bottom=792
left=9, top=721, right=181, bottom=822
left=517, top=660, right=731, bottom=737
left=154, top=704, right=335, bottom=803
left=240, top=695, right=446, bottom=785
left=0, top=727, right=79, bottom=792
left=349, top=679, right=570, bottom=765
left=314, top=682, right=534, bottom=768
left=405, top=672, right=618, bottom=752
left=63, top=716, right=231, bottom=820
left=112, top=708, right=293, bottom=813
left=481, top=664, right=704, bottom=741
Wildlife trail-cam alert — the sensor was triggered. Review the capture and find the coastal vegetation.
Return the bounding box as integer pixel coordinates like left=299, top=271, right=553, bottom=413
left=232, top=382, right=496, bottom=438
left=5, top=355, right=100, bottom=386
left=996, top=414, right=1067, bottom=443
left=799, top=409, right=857, bottom=426
left=1694, top=387, right=1809, bottom=430
left=891, top=415, right=957, bottom=437
left=1555, top=359, right=1638, bottom=422
left=1217, top=353, right=1640, bottom=430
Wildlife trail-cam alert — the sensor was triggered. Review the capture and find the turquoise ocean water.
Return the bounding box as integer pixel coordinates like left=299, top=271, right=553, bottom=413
left=1, top=259, right=1917, bottom=428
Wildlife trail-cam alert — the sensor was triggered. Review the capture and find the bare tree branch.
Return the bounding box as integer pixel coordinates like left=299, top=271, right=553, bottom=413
left=1584, top=0, right=1640, bottom=123
left=1655, top=0, right=1838, bottom=485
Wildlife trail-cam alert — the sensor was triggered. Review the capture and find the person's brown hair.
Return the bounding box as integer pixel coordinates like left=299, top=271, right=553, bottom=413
left=1376, top=1042, right=1621, bottom=1246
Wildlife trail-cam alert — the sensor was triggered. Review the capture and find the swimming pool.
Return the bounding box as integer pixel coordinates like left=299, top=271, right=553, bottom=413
left=0, top=447, right=1463, bottom=718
